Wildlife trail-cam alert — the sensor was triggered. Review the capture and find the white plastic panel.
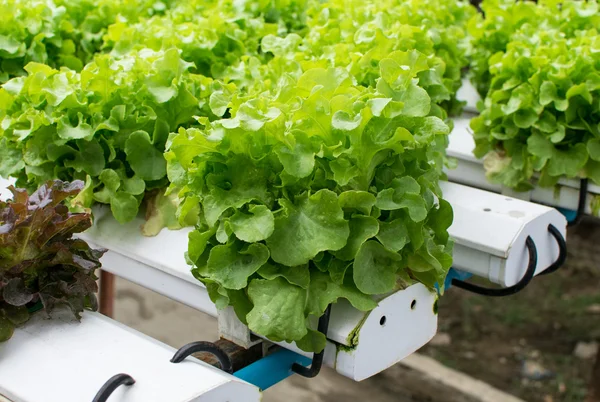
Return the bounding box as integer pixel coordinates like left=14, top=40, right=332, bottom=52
left=447, top=115, right=600, bottom=215
left=331, top=283, right=437, bottom=381
left=79, top=207, right=220, bottom=315
left=0, top=310, right=260, bottom=402
left=456, top=78, right=481, bottom=113
left=443, top=182, right=567, bottom=287
left=269, top=283, right=438, bottom=381
left=0, top=177, right=15, bottom=201
left=84, top=206, right=196, bottom=287
left=254, top=282, right=437, bottom=381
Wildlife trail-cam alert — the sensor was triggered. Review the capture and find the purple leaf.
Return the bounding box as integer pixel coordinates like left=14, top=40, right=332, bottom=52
left=29, top=180, right=84, bottom=209
left=3, top=279, right=34, bottom=306
left=1, top=180, right=103, bottom=341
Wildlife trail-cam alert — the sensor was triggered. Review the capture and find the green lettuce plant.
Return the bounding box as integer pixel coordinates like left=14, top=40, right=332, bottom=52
left=0, top=49, right=234, bottom=223
left=167, top=62, right=454, bottom=352
left=296, top=0, right=475, bottom=117
left=469, top=0, right=600, bottom=190
left=379, top=0, right=476, bottom=115
left=102, top=2, right=280, bottom=80
left=468, top=0, right=600, bottom=97
left=164, top=0, right=309, bottom=34
left=0, top=0, right=174, bottom=83
left=0, top=180, right=105, bottom=341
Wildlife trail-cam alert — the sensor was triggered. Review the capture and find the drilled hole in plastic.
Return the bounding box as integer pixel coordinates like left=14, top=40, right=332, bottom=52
left=411, top=300, right=417, bottom=310
left=380, top=316, right=387, bottom=326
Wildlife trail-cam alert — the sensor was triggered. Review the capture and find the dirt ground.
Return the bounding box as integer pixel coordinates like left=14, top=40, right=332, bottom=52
left=422, top=217, right=600, bottom=402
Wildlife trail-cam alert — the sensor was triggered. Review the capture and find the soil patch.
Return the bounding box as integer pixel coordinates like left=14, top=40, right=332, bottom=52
left=421, top=217, right=600, bottom=402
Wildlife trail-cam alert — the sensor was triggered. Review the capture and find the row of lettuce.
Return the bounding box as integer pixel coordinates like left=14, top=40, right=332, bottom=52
left=2, top=0, right=598, bottom=350
left=470, top=0, right=600, bottom=192
left=0, top=0, right=473, bottom=351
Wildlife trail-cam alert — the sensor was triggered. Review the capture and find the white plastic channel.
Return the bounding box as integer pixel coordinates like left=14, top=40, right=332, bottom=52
left=0, top=176, right=568, bottom=379
left=442, top=181, right=567, bottom=287
left=0, top=310, right=260, bottom=402
left=81, top=206, right=438, bottom=382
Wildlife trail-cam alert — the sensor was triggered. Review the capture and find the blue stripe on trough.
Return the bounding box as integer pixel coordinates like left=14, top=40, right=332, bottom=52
left=557, top=208, right=577, bottom=224
left=233, top=348, right=312, bottom=391
left=439, top=207, right=577, bottom=292
left=436, top=267, right=473, bottom=292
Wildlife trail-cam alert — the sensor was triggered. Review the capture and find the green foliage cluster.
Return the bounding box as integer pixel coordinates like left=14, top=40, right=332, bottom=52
left=469, top=0, right=600, bottom=190
left=167, top=42, right=458, bottom=353
left=0, top=0, right=471, bottom=350
left=168, top=63, right=454, bottom=351
left=0, top=50, right=230, bottom=223
left=0, top=0, right=173, bottom=82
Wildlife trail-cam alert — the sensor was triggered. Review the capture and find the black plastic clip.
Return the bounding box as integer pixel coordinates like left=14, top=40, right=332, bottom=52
left=452, top=222, right=568, bottom=295
left=292, top=304, right=332, bottom=378
left=568, top=178, right=588, bottom=227
left=451, top=236, right=538, bottom=296
left=171, top=341, right=233, bottom=374
left=538, top=224, right=567, bottom=276
left=92, top=374, right=135, bottom=402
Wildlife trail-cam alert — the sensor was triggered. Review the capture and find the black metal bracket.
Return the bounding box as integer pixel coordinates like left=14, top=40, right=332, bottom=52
left=452, top=236, right=538, bottom=296
left=292, top=304, right=332, bottom=378
left=171, top=341, right=233, bottom=374
left=92, top=374, right=135, bottom=402
left=451, top=221, right=568, bottom=295
left=538, top=224, right=567, bottom=276
left=568, top=178, right=588, bottom=227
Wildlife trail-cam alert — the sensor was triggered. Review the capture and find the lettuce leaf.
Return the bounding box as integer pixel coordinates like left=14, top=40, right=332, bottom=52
left=0, top=0, right=175, bottom=83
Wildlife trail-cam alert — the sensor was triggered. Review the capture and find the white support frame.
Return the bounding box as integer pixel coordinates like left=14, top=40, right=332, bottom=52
left=78, top=185, right=566, bottom=379
left=81, top=209, right=438, bottom=382
left=442, top=181, right=566, bottom=286
left=0, top=310, right=261, bottom=402
left=456, top=78, right=482, bottom=114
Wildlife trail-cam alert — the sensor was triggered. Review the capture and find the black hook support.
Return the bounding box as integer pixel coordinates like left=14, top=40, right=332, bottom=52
left=451, top=221, right=569, bottom=296
left=92, top=374, right=135, bottom=402
left=538, top=224, right=567, bottom=276
left=451, top=236, right=538, bottom=296
left=568, top=178, right=588, bottom=227
left=292, top=304, right=332, bottom=378
left=171, top=341, right=233, bottom=374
